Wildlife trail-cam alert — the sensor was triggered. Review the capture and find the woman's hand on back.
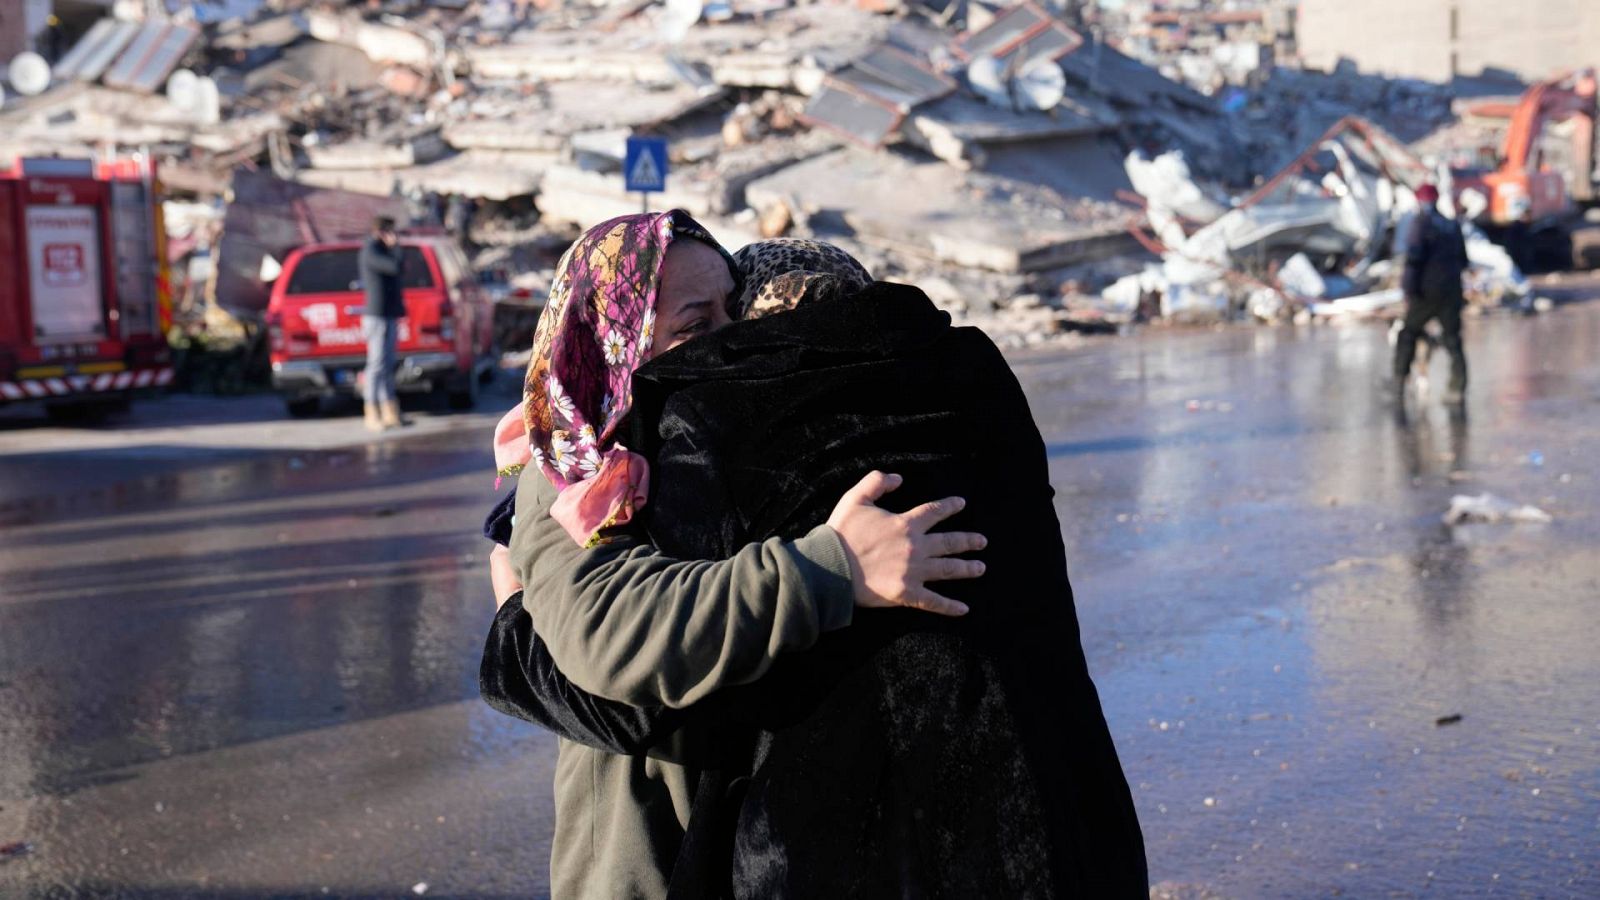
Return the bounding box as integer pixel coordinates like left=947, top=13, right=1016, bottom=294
left=826, top=471, right=986, bottom=618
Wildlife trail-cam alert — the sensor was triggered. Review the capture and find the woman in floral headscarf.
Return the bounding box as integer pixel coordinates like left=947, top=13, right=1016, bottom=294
left=482, top=213, right=988, bottom=900
left=491, top=210, right=738, bottom=546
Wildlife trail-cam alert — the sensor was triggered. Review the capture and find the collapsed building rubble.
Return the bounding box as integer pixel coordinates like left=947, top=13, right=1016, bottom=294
left=0, top=0, right=1564, bottom=360
left=1105, top=115, right=1544, bottom=326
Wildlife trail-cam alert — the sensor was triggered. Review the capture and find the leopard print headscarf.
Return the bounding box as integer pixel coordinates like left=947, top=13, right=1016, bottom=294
left=730, top=239, right=873, bottom=320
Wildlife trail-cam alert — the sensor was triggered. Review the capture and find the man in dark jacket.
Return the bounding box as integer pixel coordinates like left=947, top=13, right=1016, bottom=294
left=359, top=216, right=408, bottom=430
left=1394, top=184, right=1470, bottom=404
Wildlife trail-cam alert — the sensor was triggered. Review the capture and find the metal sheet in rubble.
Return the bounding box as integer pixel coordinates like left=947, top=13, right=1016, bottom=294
left=52, top=19, right=140, bottom=83
left=800, top=79, right=904, bottom=148
left=995, top=21, right=1082, bottom=66
left=852, top=44, right=955, bottom=106
left=831, top=68, right=925, bottom=111
left=213, top=168, right=411, bottom=318
left=103, top=22, right=200, bottom=93
left=954, top=3, right=1047, bottom=60
left=955, top=2, right=1082, bottom=66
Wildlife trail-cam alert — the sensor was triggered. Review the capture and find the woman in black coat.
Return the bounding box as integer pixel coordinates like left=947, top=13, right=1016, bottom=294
left=483, top=242, right=1146, bottom=897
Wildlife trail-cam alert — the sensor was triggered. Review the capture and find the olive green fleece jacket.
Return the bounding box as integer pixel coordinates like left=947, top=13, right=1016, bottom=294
left=508, top=475, right=855, bottom=900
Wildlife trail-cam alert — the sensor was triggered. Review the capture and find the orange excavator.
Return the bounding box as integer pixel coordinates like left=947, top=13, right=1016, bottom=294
left=1454, top=68, right=1600, bottom=268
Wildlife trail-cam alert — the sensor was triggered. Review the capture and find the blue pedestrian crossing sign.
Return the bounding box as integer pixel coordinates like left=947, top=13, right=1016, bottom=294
left=624, top=137, right=669, bottom=193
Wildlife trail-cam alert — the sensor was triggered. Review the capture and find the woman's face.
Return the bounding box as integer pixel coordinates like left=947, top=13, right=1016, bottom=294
left=650, top=240, right=735, bottom=359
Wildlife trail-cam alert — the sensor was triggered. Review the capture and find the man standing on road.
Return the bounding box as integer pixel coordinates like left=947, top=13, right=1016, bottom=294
left=359, top=216, right=408, bottom=431
left=1394, top=184, right=1470, bottom=404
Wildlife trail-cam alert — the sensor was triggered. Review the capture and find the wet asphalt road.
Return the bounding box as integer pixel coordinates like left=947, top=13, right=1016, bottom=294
left=2, top=300, right=1598, bottom=899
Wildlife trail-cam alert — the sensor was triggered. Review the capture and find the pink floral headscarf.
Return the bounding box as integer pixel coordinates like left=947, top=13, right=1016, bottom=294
left=492, top=210, right=735, bottom=547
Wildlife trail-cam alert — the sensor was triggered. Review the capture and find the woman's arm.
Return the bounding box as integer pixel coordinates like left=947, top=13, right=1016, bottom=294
left=508, top=471, right=984, bottom=709
left=510, top=475, right=849, bottom=708
left=480, top=592, right=681, bottom=754
left=481, top=578, right=751, bottom=767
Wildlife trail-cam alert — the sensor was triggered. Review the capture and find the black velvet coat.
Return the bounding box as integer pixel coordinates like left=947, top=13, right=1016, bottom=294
left=481, top=283, right=1146, bottom=898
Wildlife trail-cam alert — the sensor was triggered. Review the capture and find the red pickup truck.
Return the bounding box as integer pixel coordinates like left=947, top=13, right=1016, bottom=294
left=266, top=235, right=495, bottom=417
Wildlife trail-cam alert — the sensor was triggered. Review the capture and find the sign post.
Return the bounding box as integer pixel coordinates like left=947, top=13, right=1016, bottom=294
left=624, top=136, right=669, bottom=214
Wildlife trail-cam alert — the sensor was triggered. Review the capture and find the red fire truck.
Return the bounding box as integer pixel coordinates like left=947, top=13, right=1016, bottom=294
left=0, top=156, right=173, bottom=418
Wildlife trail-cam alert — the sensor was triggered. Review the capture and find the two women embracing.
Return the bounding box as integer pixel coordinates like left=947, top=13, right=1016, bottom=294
left=479, top=210, right=1146, bottom=899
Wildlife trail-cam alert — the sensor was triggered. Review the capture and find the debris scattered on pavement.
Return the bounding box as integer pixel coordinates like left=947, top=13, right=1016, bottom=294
left=1442, top=494, right=1554, bottom=526
left=0, top=840, right=34, bottom=862
left=1435, top=714, right=1464, bottom=727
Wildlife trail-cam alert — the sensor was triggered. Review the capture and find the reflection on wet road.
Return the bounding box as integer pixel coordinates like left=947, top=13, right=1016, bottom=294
left=0, top=434, right=551, bottom=898
left=2, top=304, right=1597, bottom=898
left=1016, top=305, right=1599, bottom=898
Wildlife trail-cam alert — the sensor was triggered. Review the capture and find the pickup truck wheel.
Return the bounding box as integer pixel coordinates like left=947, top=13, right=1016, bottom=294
left=447, top=369, right=479, bottom=411
left=1569, top=223, right=1600, bottom=270
left=46, top=400, right=113, bottom=424
left=285, top=397, right=320, bottom=418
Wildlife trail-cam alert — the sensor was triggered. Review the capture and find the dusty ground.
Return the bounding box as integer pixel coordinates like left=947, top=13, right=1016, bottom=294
left=1, top=298, right=1597, bottom=898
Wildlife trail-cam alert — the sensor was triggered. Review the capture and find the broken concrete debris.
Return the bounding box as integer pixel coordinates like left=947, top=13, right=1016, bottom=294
left=0, top=0, right=1562, bottom=352
left=1108, top=114, right=1545, bottom=326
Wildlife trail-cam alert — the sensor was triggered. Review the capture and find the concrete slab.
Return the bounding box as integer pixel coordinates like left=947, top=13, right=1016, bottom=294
left=744, top=147, right=1140, bottom=273
left=466, top=4, right=884, bottom=91
left=443, top=81, right=725, bottom=153
left=534, top=130, right=840, bottom=225
left=305, top=10, right=436, bottom=70
left=305, top=128, right=450, bottom=171
left=0, top=83, right=199, bottom=147
left=904, top=93, right=1115, bottom=168
left=536, top=163, right=721, bottom=224
left=212, top=14, right=308, bottom=52
left=296, top=150, right=553, bottom=202
left=240, top=40, right=381, bottom=94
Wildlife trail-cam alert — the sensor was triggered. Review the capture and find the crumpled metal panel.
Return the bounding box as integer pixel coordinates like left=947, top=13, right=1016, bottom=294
left=212, top=169, right=411, bottom=318
left=955, top=2, right=1082, bottom=68
left=996, top=23, right=1080, bottom=67
left=801, top=79, right=905, bottom=148
left=852, top=44, right=956, bottom=107
left=102, top=22, right=200, bottom=93
left=954, top=3, right=1047, bottom=60
left=831, top=67, right=926, bottom=111
left=51, top=19, right=140, bottom=83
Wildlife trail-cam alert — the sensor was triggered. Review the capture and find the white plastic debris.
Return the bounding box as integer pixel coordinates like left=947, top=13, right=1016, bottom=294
left=1162, top=281, right=1230, bottom=323
left=1277, top=252, right=1326, bottom=299
left=1125, top=150, right=1228, bottom=225
left=1310, top=288, right=1404, bottom=319
left=412, top=882, right=429, bottom=895
left=1463, top=223, right=1530, bottom=305
left=1442, top=493, right=1553, bottom=526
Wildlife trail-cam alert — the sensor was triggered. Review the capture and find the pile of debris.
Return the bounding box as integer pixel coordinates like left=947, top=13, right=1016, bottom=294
left=0, top=0, right=1238, bottom=343
left=1091, top=115, right=1541, bottom=327
left=0, top=0, right=1553, bottom=353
